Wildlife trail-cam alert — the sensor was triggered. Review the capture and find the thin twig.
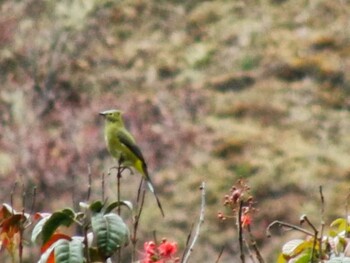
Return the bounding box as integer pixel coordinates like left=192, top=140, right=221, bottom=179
left=266, top=220, right=314, bottom=237
left=87, top=164, right=92, bottom=201
left=214, top=246, right=225, bottom=263
left=116, top=162, right=123, bottom=262
left=244, top=237, right=256, bottom=263
left=72, top=170, right=76, bottom=210
left=182, top=182, right=206, bottom=263
left=247, top=226, right=264, bottom=263
left=101, top=172, right=105, bottom=201
left=131, top=178, right=146, bottom=262
left=319, top=186, right=325, bottom=262
left=181, top=223, right=194, bottom=260
left=19, top=187, right=26, bottom=263
left=300, top=215, right=318, bottom=263
left=117, top=166, right=122, bottom=215
left=10, top=181, right=18, bottom=213
left=238, top=200, right=245, bottom=263
left=30, top=187, right=37, bottom=215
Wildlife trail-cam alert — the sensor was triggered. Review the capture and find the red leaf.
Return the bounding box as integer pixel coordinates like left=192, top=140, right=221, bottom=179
left=47, top=250, right=55, bottom=263
left=34, top=213, right=51, bottom=221
left=41, top=233, right=71, bottom=254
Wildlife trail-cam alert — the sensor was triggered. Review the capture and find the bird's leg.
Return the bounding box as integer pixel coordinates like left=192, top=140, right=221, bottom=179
left=117, top=156, right=125, bottom=178
left=117, top=156, right=134, bottom=175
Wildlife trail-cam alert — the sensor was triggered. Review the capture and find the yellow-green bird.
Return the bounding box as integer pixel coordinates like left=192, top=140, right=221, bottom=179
left=99, top=109, right=164, bottom=217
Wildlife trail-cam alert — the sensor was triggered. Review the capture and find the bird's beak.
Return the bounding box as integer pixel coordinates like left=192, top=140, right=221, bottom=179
left=99, top=111, right=106, bottom=116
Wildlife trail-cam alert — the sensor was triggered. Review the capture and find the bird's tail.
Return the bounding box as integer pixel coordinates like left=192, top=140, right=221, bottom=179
left=146, top=178, right=165, bottom=217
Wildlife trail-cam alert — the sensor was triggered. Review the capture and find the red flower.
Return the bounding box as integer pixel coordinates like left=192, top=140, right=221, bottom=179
left=142, top=239, right=178, bottom=263
left=241, top=214, right=252, bottom=228
left=144, top=241, right=156, bottom=256
left=158, top=240, right=177, bottom=258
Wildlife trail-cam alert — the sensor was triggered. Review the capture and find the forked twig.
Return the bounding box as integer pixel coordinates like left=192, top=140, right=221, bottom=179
left=181, top=182, right=206, bottom=263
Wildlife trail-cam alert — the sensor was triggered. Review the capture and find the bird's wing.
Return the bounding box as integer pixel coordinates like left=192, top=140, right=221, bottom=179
left=117, top=129, right=146, bottom=164
left=117, top=129, right=165, bottom=217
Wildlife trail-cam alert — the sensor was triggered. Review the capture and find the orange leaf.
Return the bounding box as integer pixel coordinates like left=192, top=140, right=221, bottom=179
left=41, top=233, right=71, bottom=254
left=0, top=214, right=24, bottom=238
left=47, top=250, right=55, bottom=263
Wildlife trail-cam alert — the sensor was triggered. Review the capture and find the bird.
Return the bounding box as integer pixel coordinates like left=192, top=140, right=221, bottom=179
left=99, top=109, right=164, bottom=217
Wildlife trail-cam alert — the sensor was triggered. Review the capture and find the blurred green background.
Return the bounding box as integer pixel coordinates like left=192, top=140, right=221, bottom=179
left=1, top=0, right=350, bottom=262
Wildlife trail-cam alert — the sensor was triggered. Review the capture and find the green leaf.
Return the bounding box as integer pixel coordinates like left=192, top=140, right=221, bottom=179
left=91, top=213, right=129, bottom=258
left=89, top=201, right=104, bottom=213
left=31, top=215, right=51, bottom=244
left=38, top=238, right=84, bottom=263
left=294, top=253, right=312, bottom=263
left=277, top=253, right=287, bottom=263
left=331, top=218, right=347, bottom=232
left=42, top=209, right=76, bottom=244
left=54, top=238, right=84, bottom=263
left=104, top=201, right=133, bottom=214
left=282, top=239, right=310, bottom=258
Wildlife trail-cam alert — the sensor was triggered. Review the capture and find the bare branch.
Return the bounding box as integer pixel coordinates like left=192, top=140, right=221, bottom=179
left=266, top=220, right=314, bottom=237
left=182, top=182, right=206, bottom=263
left=131, top=178, right=146, bottom=262
left=214, top=246, right=225, bottom=263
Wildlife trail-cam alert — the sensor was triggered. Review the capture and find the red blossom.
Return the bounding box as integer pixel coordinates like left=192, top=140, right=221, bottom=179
left=158, top=240, right=177, bottom=258
left=142, top=239, right=178, bottom=263
left=144, top=241, right=156, bottom=256
left=241, top=214, right=252, bottom=228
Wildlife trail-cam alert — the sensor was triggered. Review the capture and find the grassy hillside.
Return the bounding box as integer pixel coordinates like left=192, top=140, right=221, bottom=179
left=1, top=0, right=350, bottom=262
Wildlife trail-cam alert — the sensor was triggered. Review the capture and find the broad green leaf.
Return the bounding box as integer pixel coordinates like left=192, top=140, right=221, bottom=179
left=31, top=215, right=51, bottom=243
left=104, top=201, right=133, bottom=214
left=91, top=213, right=129, bottom=257
left=54, top=238, right=84, bottom=263
left=42, top=209, right=75, bottom=244
left=282, top=239, right=310, bottom=258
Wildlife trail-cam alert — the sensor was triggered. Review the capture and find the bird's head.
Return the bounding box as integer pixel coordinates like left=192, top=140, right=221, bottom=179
left=99, top=109, right=123, bottom=123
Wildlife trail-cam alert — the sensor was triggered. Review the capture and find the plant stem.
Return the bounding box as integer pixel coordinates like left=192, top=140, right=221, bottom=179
left=238, top=200, right=245, bottom=263
left=131, top=178, right=146, bottom=262
left=116, top=161, right=122, bottom=262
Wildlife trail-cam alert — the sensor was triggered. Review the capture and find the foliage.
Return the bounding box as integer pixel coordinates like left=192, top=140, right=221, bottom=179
left=268, top=188, right=350, bottom=263
left=1, top=0, right=350, bottom=261
left=32, top=201, right=129, bottom=263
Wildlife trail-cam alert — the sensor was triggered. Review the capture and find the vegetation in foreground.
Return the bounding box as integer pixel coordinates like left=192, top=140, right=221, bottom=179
left=1, top=0, right=350, bottom=262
